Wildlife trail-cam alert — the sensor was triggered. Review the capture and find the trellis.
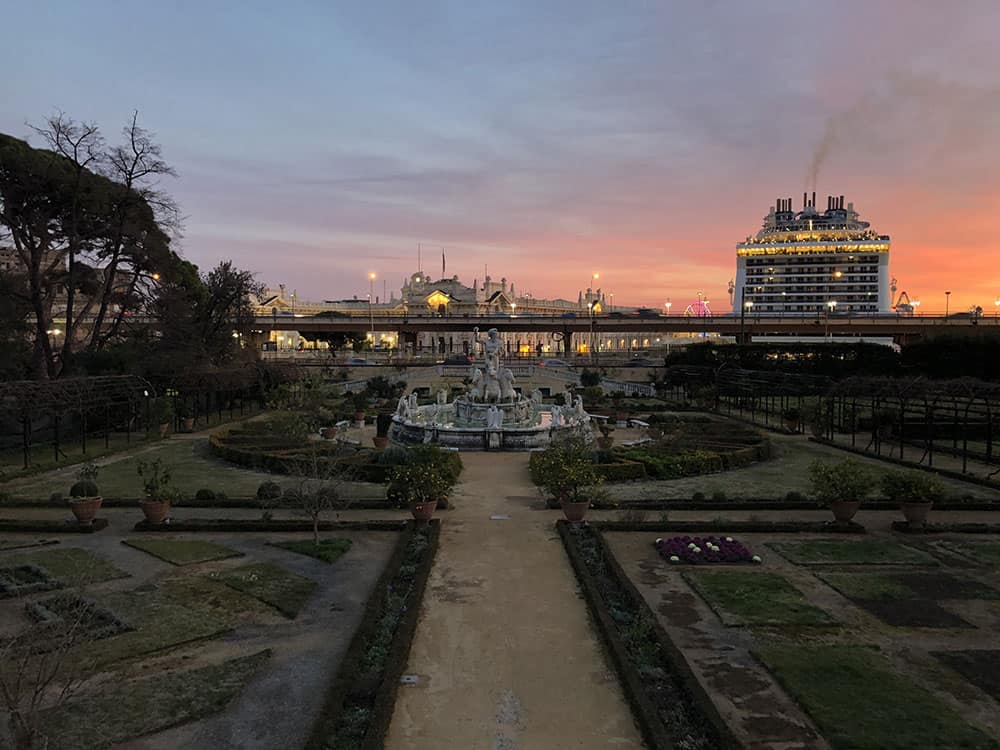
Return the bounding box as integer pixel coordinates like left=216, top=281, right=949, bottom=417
left=0, top=375, right=154, bottom=468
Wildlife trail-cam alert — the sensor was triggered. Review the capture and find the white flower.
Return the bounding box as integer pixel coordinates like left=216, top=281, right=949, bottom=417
left=751, top=555, right=762, bottom=563
left=669, top=555, right=680, bottom=563
left=692, top=546, right=702, bottom=553
left=725, top=537, right=733, bottom=543
left=655, top=538, right=663, bottom=544
left=688, top=543, right=696, bottom=549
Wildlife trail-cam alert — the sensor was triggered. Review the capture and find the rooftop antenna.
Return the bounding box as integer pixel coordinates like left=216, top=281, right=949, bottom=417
left=417, top=243, right=422, bottom=274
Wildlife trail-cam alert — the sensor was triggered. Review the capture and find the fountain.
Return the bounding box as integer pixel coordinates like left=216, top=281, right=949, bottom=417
left=389, top=326, right=588, bottom=450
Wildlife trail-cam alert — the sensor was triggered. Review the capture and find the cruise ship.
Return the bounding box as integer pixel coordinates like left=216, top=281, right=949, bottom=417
left=733, top=193, right=891, bottom=315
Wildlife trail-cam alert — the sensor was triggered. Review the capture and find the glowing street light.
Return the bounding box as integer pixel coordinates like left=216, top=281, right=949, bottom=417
left=664, top=299, right=672, bottom=316
left=995, top=298, right=1000, bottom=319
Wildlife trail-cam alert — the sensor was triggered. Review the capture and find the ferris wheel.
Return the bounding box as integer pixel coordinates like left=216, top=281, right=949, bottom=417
left=684, top=292, right=712, bottom=318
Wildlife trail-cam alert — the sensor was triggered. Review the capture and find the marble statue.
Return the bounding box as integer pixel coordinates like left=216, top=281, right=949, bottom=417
left=483, top=363, right=502, bottom=403
left=469, top=367, right=484, bottom=401
left=551, top=405, right=564, bottom=427
left=498, top=368, right=517, bottom=401
left=486, top=404, right=503, bottom=429
left=574, top=394, right=586, bottom=419
left=436, top=388, right=448, bottom=405
left=395, top=395, right=410, bottom=419
left=408, top=392, right=418, bottom=414
left=531, top=389, right=543, bottom=406
left=473, top=326, right=503, bottom=372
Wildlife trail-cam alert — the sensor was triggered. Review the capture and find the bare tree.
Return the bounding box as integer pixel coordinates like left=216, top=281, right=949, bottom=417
left=0, top=582, right=102, bottom=749
left=284, top=445, right=357, bottom=545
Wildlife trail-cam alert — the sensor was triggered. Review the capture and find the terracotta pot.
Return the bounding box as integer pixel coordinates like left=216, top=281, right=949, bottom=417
left=830, top=499, right=862, bottom=523
left=140, top=499, right=171, bottom=525
left=901, top=500, right=933, bottom=527
left=321, top=427, right=337, bottom=440
left=68, top=496, right=102, bottom=525
left=158, top=422, right=170, bottom=438
left=182, top=417, right=195, bottom=432
left=373, top=435, right=390, bottom=449
left=354, top=411, right=366, bottom=423
left=410, top=500, right=438, bottom=521
left=561, top=499, right=591, bottom=523
left=596, top=436, right=614, bottom=451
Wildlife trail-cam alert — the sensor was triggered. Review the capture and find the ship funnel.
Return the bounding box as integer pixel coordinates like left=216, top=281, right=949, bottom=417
left=811, top=191, right=816, bottom=208
left=803, top=192, right=808, bottom=210
left=839, top=195, right=845, bottom=209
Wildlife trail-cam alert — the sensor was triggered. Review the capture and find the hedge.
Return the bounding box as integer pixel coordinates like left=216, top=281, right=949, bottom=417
left=617, top=448, right=724, bottom=479
left=594, top=460, right=647, bottom=482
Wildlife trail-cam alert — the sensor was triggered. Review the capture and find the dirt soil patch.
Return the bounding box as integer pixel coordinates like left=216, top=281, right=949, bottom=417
left=855, top=599, right=974, bottom=628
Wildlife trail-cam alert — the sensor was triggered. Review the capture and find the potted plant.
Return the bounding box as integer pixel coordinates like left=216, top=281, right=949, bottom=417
left=880, top=469, right=942, bottom=528
left=151, top=398, right=174, bottom=438
left=177, top=400, right=195, bottom=432
left=782, top=406, right=801, bottom=432
left=539, top=434, right=604, bottom=522
left=595, top=421, right=615, bottom=451
left=387, top=460, right=453, bottom=521
left=374, top=412, right=393, bottom=449
left=352, top=392, right=368, bottom=424
left=68, top=462, right=102, bottom=524
left=807, top=457, right=874, bottom=524
left=137, top=458, right=176, bottom=524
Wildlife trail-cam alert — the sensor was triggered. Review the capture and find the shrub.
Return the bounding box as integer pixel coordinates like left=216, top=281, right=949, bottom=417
left=710, top=490, right=727, bottom=502
left=387, top=461, right=455, bottom=506
left=782, top=406, right=802, bottom=423
left=879, top=469, right=943, bottom=504
left=581, top=385, right=604, bottom=405
left=150, top=398, right=174, bottom=425
left=692, top=491, right=706, bottom=502
left=593, top=460, right=647, bottom=482
left=137, top=458, right=174, bottom=501
left=69, top=462, right=100, bottom=498
left=50, top=491, right=65, bottom=503
left=785, top=490, right=806, bottom=502
left=195, top=488, right=217, bottom=501
left=257, top=481, right=283, bottom=501
left=807, top=458, right=875, bottom=503
left=532, top=433, right=604, bottom=503
left=580, top=369, right=602, bottom=387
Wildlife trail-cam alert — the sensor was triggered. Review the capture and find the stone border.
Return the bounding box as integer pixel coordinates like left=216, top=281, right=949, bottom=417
left=890, top=521, right=1000, bottom=535
left=593, top=498, right=1000, bottom=511
left=0, top=496, right=399, bottom=510
left=305, top=520, right=440, bottom=750
left=592, top=520, right=865, bottom=534
left=132, top=518, right=407, bottom=533
left=557, top=520, right=739, bottom=750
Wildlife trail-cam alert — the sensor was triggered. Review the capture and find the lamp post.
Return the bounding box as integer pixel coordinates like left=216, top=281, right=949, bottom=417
left=368, top=272, right=376, bottom=345
left=587, top=301, right=597, bottom=364
left=912, top=299, right=921, bottom=318
left=995, top=298, right=999, bottom=320
left=945, top=290, right=951, bottom=319
left=609, top=292, right=614, bottom=312
left=826, top=300, right=837, bottom=340
left=664, top=299, right=672, bottom=316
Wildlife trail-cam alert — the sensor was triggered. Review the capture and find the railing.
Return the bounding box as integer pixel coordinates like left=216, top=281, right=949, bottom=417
left=601, top=379, right=657, bottom=397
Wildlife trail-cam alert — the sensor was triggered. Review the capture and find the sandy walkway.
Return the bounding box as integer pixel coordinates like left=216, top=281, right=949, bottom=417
left=385, top=452, right=644, bottom=750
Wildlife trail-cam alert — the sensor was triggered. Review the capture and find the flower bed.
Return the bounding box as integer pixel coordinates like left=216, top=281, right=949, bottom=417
left=655, top=536, right=761, bottom=564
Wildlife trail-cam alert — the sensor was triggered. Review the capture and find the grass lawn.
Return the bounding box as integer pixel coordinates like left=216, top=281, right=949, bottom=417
left=606, top=432, right=1000, bottom=502
left=755, top=645, right=998, bottom=750
left=271, top=538, right=352, bottom=563
left=0, top=432, right=156, bottom=480
left=684, top=571, right=835, bottom=626
left=2, top=437, right=387, bottom=502
left=821, top=572, right=1000, bottom=602
left=934, top=541, right=1000, bottom=566
left=3, top=547, right=129, bottom=585
left=216, top=562, right=318, bottom=618
left=768, top=539, right=938, bottom=566
left=44, top=650, right=271, bottom=750
left=123, top=538, right=243, bottom=566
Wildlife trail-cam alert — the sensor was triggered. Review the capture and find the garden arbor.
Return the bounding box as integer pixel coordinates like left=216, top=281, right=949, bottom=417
left=0, top=375, right=154, bottom=469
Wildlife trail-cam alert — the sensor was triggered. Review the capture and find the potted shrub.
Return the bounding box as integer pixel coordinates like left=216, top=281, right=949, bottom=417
left=137, top=458, right=176, bottom=524
left=595, top=421, right=615, bottom=451
left=352, top=392, right=368, bottom=424
left=880, top=469, right=942, bottom=528
left=68, top=462, right=102, bottom=525
left=539, top=434, right=604, bottom=522
left=807, top=457, right=874, bottom=524
left=151, top=398, right=174, bottom=438
left=387, top=460, right=453, bottom=521
left=177, top=400, right=195, bottom=432
left=374, top=412, right=393, bottom=449
left=782, top=406, right=801, bottom=432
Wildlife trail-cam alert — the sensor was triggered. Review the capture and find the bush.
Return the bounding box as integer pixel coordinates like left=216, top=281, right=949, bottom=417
left=785, top=491, right=806, bottom=502
left=580, top=369, right=602, bottom=387
left=807, top=458, right=875, bottom=503
left=879, top=469, right=943, bottom=504
left=195, top=488, right=217, bottom=501
left=256, top=481, right=283, bottom=502
left=692, top=491, right=706, bottom=502
left=70, top=462, right=100, bottom=498
left=531, top=433, right=604, bottom=503
left=50, top=490, right=65, bottom=503
left=593, top=460, right=647, bottom=482
left=618, top=448, right=723, bottom=479
left=710, top=490, right=727, bottom=502
left=581, top=385, right=604, bottom=404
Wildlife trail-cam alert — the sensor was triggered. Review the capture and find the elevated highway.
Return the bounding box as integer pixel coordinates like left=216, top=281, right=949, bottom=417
left=254, top=313, right=999, bottom=346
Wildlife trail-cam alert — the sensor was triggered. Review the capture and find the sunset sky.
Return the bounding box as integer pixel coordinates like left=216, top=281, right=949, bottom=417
left=3, top=1, right=999, bottom=313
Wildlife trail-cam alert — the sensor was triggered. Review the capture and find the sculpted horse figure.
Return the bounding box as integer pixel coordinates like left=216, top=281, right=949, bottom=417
left=498, top=368, right=517, bottom=401
left=468, top=367, right=484, bottom=401
left=483, top=363, right=502, bottom=403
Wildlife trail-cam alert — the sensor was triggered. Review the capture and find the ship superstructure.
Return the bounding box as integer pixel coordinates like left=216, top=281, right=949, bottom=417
left=734, top=193, right=891, bottom=315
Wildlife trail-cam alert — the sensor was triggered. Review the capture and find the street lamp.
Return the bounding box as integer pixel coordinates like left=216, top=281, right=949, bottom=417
left=995, top=298, right=1000, bottom=319
left=609, top=292, right=614, bottom=312
left=826, top=300, right=837, bottom=340
left=945, top=290, right=951, bottom=318
left=739, top=299, right=753, bottom=343
left=368, top=272, right=376, bottom=344
left=664, top=299, right=672, bottom=316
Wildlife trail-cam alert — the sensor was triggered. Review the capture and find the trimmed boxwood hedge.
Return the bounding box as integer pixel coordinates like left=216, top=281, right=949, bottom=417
left=305, top=520, right=440, bottom=750
left=209, top=430, right=462, bottom=485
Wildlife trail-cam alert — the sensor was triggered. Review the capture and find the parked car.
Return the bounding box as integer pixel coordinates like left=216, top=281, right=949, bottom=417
left=560, top=312, right=578, bottom=318
left=443, top=354, right=474, bottom=365
left=346, top=357, right=373, bottom=366
left=632, top=308, right=660, bottom=318
left=538, top=359, right=571, bottom=368
left=624, top=357, right=659, bottom=367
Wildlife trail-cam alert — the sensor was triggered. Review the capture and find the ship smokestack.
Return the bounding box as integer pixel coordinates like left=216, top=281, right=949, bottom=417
left=803, top=192, right=807, bottom=210
left=811, top=191, right=816, bottom=208
left=839, top=195, right=844, bottom=209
